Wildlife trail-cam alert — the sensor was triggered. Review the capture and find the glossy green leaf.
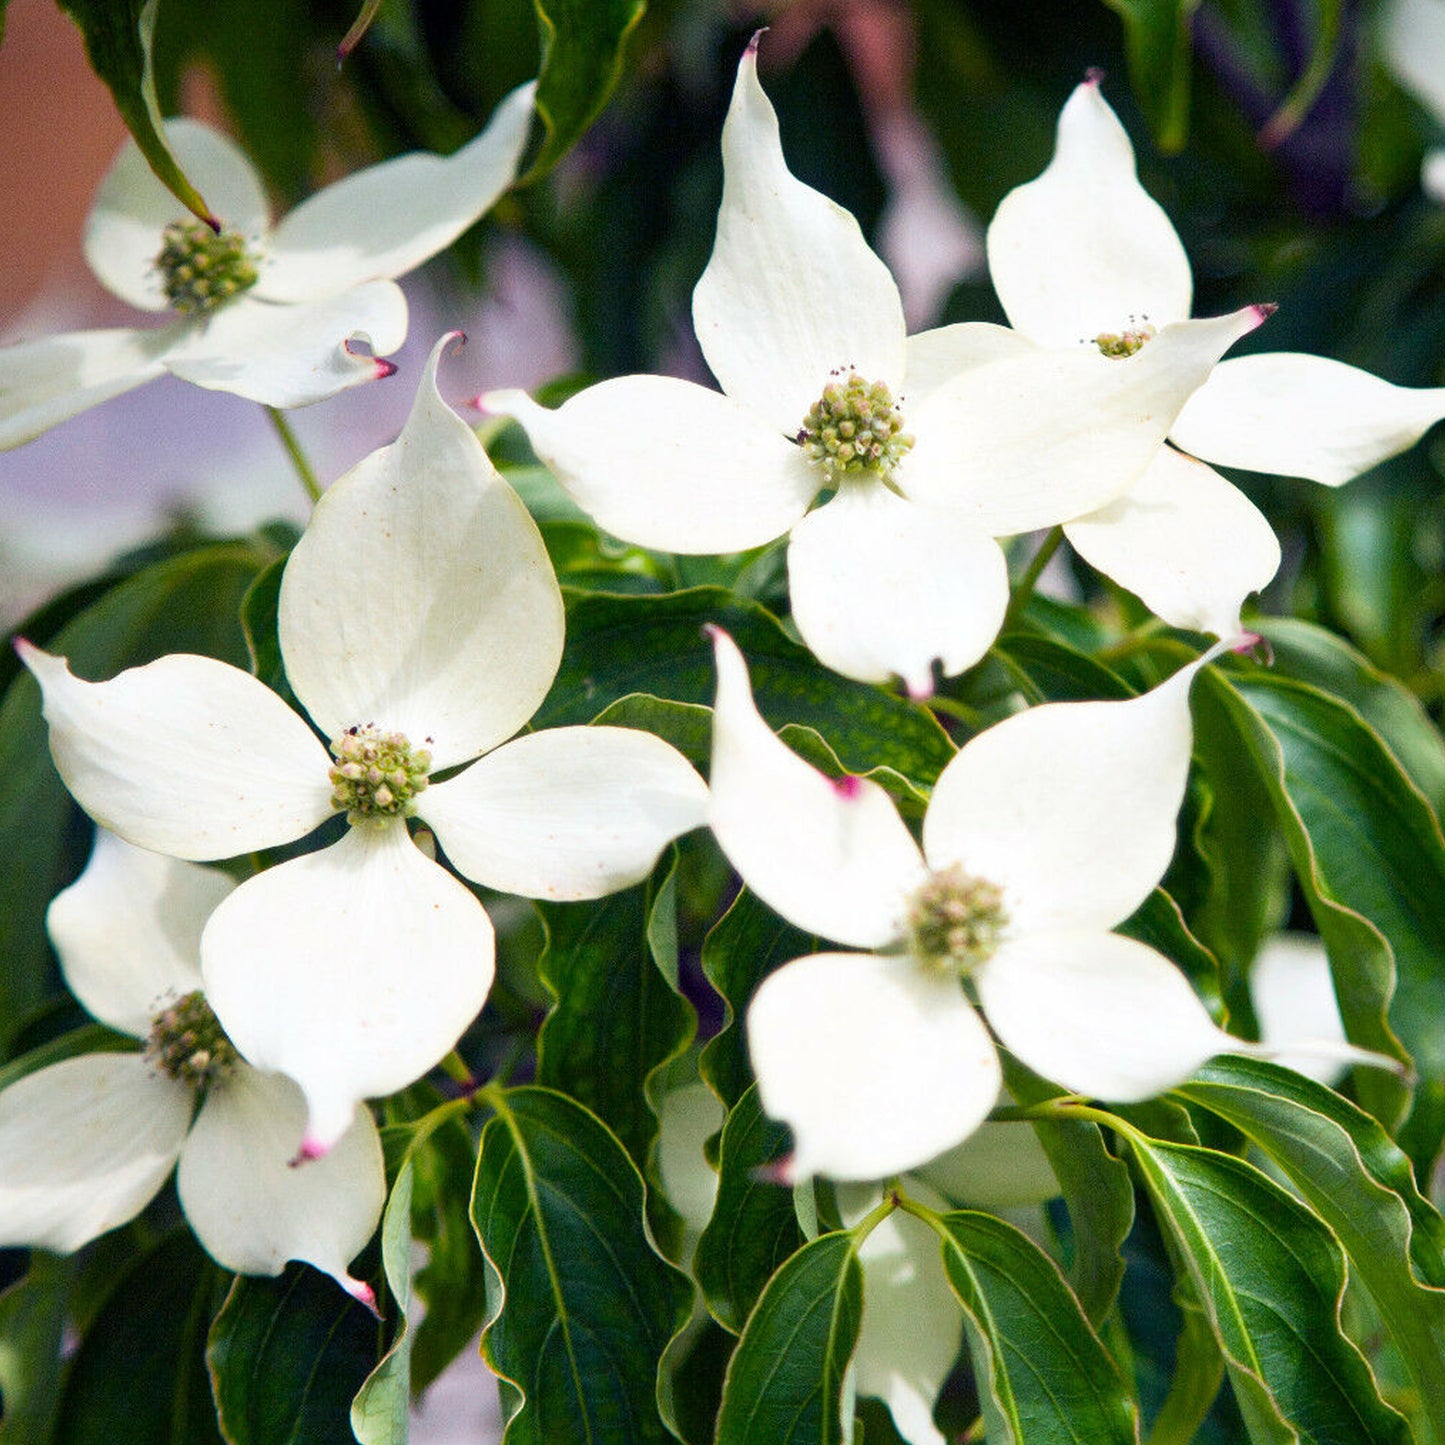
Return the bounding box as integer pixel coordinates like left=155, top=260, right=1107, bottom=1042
left=1178, top=1055, right=1445, bottom=1443
left=1257, top=616, right=1445, bottom=815
left=524, top=0, right=647, bottom=183
left=56, top=1232, right=224, bottom=1445
left=1119, top=887, right=1226, bottom=1018
left=591, top=694, right=712, bottom=769
left=536, top=852, right=693, bottom=1168
left=1098, top=0, right=1200, bottom=152
left=350, top=1158, right=416, bottom=1445
left=992, top=631, right=1135, bottom=705
left=933, top=1210, right=1138, bottom=1445
left=208, top=1265, right=377, bottom=1445
left=714, top=1231, right=862, bottom=1445
left=0, top=1253, right=72, bottom=1445
left=0, top=541, right=269, bottom=1061
left=471, top=1086, right=691, bottom=1443
left=695, top=1084, right=805, bottom=1335
left=700, top=885, right=823, bottom=1111
left=1204, top=668, right=1442, bottom=1146
left=1126, top=1131, right=1410, bottom=1444
left=57, top=0, right=211, bottom=221
left=1002, top=1063, right=1135, bottom=1328
left=1186, top=677, right=1287, bottom=996
left=538, top=588, right=955, bottom=789
left=408, top=1114, right=491, bottom=1394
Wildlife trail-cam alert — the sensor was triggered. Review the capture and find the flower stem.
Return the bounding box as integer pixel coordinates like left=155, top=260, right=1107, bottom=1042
left=438, top=1050, right=477, bottom=1090
left=265, top=406, right=323, bottom=505
left=1003, top=525, right=1065, bottom=629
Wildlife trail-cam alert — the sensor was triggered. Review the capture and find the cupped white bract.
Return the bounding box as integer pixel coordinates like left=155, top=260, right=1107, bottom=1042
left=483, top=41, right=1254, bottom=696
left=0, top=83, right=536, bottom=449
left=22, top=336, right=709, bottom=1155
left=987, top=74, right=1445, bottom=635
left=0, top=831, right=384, bottom=1299
left=707, top=626, right=1249, bottom=1183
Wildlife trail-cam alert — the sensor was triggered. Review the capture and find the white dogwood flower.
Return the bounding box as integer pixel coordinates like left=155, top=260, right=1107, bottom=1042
left=482, top=39, right=1265, bottom=696
left=0, top=830, right=384, bottom=1301
left=987, top=73, right=1445, bottom=635
left=0, top=83, right=535, bottom=449
left=20, top=335, right=708, bottom=1156
left=708, top=626, right=1261, bottom=1182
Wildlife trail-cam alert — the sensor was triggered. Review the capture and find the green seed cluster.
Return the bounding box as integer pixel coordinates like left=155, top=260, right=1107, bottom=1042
left=329, top=726, right=432, bottom=825
left=907, top=864, right=1009, bottom=975
left=798, top=371, right=913, bottom=483
left=1094, top=322, right=1157, bottom=359
left=155, top=220, right=259, bottom=315
left=146, top=990, right=238, bottom=1087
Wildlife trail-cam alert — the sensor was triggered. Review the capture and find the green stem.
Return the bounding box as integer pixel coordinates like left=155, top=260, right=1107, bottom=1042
left=265, top=406, right=323, bottom=505
left=1003, top=525, right=1065, bottom=629
left=438, top=1050, right=477, bottom=1090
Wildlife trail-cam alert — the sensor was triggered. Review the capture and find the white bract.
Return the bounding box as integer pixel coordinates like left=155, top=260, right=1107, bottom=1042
left=987, top=73, right=1445, bottom=635
left=0, top=83, right=536, bottom=449
left=482, top=39, right=1265, bottom=696
left=709, top=626, right=1256, bottom=1182
left=0, top=830, right=384, bottom=1301
left=20, top=335, right=709, bottom=1156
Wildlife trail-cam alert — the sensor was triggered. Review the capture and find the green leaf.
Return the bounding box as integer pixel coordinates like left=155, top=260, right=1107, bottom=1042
left=0, top=541, right=268, bottom=1060
left=1257, top=616, right=1445, bottom=816
left=471, top=1086, right=691, bottom=1442
left=351, top=1156, right=417, bottom=1445
left=1177, top=1056, right=1445, bottom=1444
left=700, top=885, right=822, bottom=1111
left=1098, top=0, right=1200, bottom=152
left=208, top=1265, right=377, bottom=1445
left=408, top=1114, right=492, bottom=1394
left=695, top=1084, right=805, bottom=1334
left=932, top=1210, right=1138, bottom=1445
left=714, top=1231, right=862, bottom=1445
left=56, top=1232, right=224, bottom=1445
left=1119, top=887, right=1226, bottom=1018
left=1002, top=1063, right=1135, bottom=1327
left=57, top=0, right=212, bottom=221
left=535, top=852, right=694, bottom=1169
left=1204, top=668, right=1443, bottom=1149
left=0, top=1253, right=73, bottom=1445
left=992, top=631, right=1135, bottom=704
left=592, top=694, right=712, bottom=769
left=539, top=588, right=955, bottom=790
left=524, top=0, right=647, bottom=182
left=1126, top=1131, right=1411, bottom=1444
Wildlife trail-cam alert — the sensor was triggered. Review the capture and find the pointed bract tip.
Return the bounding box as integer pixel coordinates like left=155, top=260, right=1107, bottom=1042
left=746, top=27, right=768, bottom=56
left=344, top=1277, right=381, bottom=1316
left=750, top=1154, right=795, bottom=1187
left=288, top=1135, right=330, bottom=1167
left=374, top=358, right=398, bottom=379
left=12, top=635, right=33, bottom=661
left=1250, top=302, right=1279, bottom=326
left=443, top=329, right=467, bottom=354
left=1084, top=66, right=1106, bottom=87
left=204, top=213, right=223, bottom=236
left=702, top=622, right=723, bottom=644
left=832, top=774, right=864, bottom=801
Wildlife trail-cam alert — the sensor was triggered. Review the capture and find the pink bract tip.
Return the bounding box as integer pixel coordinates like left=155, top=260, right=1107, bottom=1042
left=12, top=636, right=34, bottom=661
left=906, top=675, right=936, bottom=702
left=832, top=774, right=864, bottom=801
left=751, top=1155, right=795, bottom=1187
left=345, top=1278, right=381, bottom=1317
left=702, top=622, right=724, bottom=644
left=443, top=329, right=467, bottom=354
left=1250, top=302, right=1279, bottom=326
left=746, top=27, right=768, bottom=55
left=1084, top=66, right=1106, bottom=87
left=289, top=1135, right=329, bottom=1167
left=1231, top=630, right=1263, bottom=655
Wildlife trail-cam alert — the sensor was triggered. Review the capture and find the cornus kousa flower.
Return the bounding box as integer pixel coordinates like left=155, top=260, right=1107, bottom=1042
left=0, top=83, right=535, bottom=449
left=986, top=72, right=1445, bottom=635
left=19, top=335, right=709, bottom=1156
left=0, top=830, right=384, bottom=1302
left=481, top=37, right=1266, bottom=696
left=706, top=628, right=1393, bottom=1183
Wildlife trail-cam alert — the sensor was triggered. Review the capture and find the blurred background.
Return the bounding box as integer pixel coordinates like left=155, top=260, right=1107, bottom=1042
left=6, top=0, right=1445, bottom=1435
